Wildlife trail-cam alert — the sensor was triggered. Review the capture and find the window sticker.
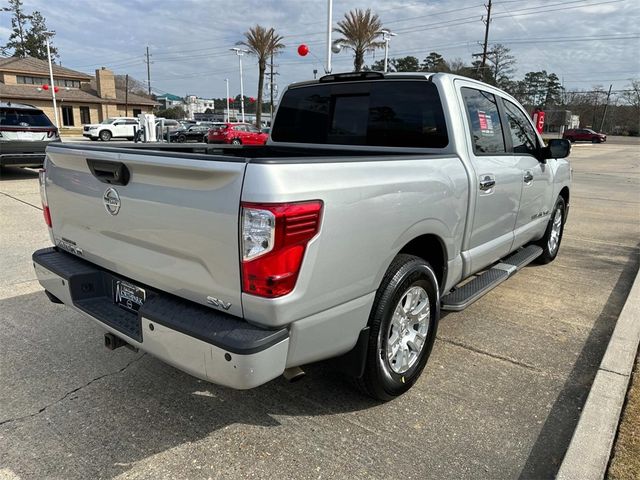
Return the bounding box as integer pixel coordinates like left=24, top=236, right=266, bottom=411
left=477, top=110, right=494, bottom=135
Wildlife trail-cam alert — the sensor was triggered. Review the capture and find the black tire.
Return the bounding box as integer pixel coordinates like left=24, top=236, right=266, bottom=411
left=177, top=134, right=186, bottom=143
left=231, top=138, right=242, bottom=145
left=534, top=196, right=566, bottom=265
left=356, top=254, right=440, bottom=401
left=99, top=130, right=112, bottom=141
left=592, top=137, right=601, bottom=143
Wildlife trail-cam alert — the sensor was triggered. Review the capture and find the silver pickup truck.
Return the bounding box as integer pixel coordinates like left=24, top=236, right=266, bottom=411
left=33, top=72, right=571, bottom=400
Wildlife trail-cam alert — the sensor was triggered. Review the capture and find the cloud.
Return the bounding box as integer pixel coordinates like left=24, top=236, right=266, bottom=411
left=1, top=0, right=638, bottom=98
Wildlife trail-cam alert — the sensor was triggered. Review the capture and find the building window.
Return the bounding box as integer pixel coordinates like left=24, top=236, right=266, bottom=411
left=132, top=108, right=142, bottom=117
left=16, top=76, right=81, bottom=88
left=61, top=106, right=74, bottom=126
left=79, top=106, right=90, bottom=124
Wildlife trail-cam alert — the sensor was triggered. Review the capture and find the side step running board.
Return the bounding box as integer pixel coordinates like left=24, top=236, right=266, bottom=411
left=441, top=245, right=543, bottom=311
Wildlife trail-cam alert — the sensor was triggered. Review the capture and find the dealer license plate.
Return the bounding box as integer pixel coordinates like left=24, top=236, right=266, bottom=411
left=114, top=280, right=146, bottom=313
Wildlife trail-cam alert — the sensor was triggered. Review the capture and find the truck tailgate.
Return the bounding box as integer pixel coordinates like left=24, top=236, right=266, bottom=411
left=44, top=145, right=246, bottom=318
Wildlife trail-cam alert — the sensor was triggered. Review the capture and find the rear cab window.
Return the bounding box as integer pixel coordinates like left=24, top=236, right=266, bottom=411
left=271, top=80, right=448, bottom=148
left=0, top=108, right=53, bottom=127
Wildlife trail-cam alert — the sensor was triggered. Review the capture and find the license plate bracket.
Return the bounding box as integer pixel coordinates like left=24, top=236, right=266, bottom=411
left=113, top=279, right=146, bottom=313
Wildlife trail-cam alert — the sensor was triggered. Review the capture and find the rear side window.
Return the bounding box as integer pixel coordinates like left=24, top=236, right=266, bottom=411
left=0, top=108, right=53, bottom=127
left=272, top=80, right=448, bottom=148
left=461, top=88, right=505, bottom=154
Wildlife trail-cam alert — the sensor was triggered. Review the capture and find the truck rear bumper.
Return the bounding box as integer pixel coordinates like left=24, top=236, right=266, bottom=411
left=32, top=247, right=289, bottom=389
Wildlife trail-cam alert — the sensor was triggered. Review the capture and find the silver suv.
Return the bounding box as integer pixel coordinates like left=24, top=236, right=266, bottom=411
left=0, top=102, right=60, bottom=168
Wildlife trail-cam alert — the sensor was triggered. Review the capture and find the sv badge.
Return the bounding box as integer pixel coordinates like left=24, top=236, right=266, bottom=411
left=207, top=296, right=232, bottom=311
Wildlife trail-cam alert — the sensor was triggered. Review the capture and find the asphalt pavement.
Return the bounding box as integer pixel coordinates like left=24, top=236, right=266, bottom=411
left=0, top=137, right=638, bottom=479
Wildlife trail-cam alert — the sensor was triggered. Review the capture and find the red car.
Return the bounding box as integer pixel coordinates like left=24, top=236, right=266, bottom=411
left=206, top=123, right=268, bottom=145
left=563, top=128, right=606, bottom=143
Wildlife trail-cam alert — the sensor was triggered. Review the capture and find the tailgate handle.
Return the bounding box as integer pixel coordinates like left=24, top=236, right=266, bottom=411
left=87, top=159, right=130, bottom=186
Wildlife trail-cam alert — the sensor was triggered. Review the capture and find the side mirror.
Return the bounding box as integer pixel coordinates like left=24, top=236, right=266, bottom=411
left=542, top=138, right=571, bottom=161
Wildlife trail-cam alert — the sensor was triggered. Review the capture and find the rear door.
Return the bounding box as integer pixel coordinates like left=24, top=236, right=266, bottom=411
left=458, top=83, right=521, bottom=273
left=44, top=144, right=247, bottom=317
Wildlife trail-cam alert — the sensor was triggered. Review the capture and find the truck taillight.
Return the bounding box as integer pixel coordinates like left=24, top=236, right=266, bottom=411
left=39, top=168, right=52, bottom=228
left=241, top=200, right=323, bottom=298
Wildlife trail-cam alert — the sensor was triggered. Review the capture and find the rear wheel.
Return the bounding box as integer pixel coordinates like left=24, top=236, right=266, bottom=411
left=356, top=254, right=440, bottom=401
left=99, top=130, right=112, bottom=141
left=231, top=138, right=242, bottom=145
left=534, top=196, right=566, bottom=264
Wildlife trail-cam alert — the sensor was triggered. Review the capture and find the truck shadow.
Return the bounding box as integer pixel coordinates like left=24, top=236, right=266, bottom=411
left=0, top=291, right=379, bottom=479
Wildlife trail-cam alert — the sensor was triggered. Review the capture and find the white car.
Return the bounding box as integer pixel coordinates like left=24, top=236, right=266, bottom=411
left=83, top=117, right=140, bottom=141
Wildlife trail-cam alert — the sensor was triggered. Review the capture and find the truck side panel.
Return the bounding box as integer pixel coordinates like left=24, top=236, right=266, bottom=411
left=240, top=156, right=469, bottom=331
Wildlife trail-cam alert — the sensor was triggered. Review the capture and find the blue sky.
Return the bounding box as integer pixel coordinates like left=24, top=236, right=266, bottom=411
left=1, top=0, right=638, bottom=99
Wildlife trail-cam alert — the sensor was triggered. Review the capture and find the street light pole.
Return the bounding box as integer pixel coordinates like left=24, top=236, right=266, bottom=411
left=225, top=78, right=230, bottom=122
left=230, top=47, right=248, bottom=123
left=326, top=0, right=333, bottom=74
left=44, top=34, right=59, bottom=129
left=380, top=29, right=396, bottom=73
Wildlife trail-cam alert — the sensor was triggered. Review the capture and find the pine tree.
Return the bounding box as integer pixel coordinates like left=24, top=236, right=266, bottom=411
left=1, top=1, right=58, bottom=60
left=2, top=0, right=31, bottom=57
left=24, top=11, right=58, bottom=60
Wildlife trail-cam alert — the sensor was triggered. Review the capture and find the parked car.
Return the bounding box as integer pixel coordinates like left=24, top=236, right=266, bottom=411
left=0, top=102, right=60, bottom=168
left=34, top=72, right=571, bottom=400
left=563, top=128, right=606, bottom=143
left=83, top=117, right=139, bottom=141
left=168, top=124, right=210, bottom=142
left=206, top=123, right=269, bottom=145
left=156, top=118, right=181, bottom=140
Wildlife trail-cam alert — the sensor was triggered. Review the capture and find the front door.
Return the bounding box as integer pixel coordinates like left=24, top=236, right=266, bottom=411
left=501, top=98, right=553, bottom=247
left=458, top=84, right=521, bottom=274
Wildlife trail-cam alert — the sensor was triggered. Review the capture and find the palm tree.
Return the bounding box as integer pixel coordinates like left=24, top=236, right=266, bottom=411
left=239, top=25, right=285, bottom=128
left=334, top=9, right=385, bottom=72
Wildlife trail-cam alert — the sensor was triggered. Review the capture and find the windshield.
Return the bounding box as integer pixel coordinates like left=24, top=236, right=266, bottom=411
left=100, top=118, right=115, bottom=124
left=0, top=108, right=54, bottom=127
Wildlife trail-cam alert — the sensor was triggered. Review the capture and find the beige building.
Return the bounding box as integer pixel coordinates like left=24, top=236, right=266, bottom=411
left=0, top=57, right=156, bottom=134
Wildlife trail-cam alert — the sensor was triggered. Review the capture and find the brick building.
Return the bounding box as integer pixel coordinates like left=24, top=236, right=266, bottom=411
left=0, top=57, right=156, bottom=134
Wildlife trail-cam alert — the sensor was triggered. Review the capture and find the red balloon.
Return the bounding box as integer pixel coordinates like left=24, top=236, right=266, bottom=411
left=228, top=97, right=234, bottom=103
left=54, top=86, right=59, bottom=93
left=42, top=84, right=49, bottom=90
left=249, top=97, right=255, bottom=103
left=297, top=44, right=309, bottom=57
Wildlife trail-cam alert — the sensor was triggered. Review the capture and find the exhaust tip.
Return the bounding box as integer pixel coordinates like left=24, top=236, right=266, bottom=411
left=283, top=366, right=306, bottom=383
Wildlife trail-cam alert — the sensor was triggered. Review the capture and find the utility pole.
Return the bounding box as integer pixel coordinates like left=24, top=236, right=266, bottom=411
left=125, top=74, right=129, bottom=116
left=225, top=78, right=230, bottom=122
left=145, top=46, right=152, bottom=96
left=599, top=84, right=613, bottom=132
left=480, top=0, right=493, bottom=80
left=230, top=47, right=248, bottom=123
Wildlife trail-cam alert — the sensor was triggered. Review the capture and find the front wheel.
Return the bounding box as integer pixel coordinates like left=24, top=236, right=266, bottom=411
left=177, top=134, right=186, bottom=143
left=356, top=254, right=440, bottom=401
left=231, top=138, right=242, bottom=145
left=99, top=130, right=112, bottom=141
left=534, top=196, right=566, bottom=264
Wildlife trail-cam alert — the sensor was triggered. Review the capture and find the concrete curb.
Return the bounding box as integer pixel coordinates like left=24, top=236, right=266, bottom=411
left=556, top=267, right=640, bottom=480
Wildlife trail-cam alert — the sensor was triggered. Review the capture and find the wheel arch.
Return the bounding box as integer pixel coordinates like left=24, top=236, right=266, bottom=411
left=397, top=234, right=448, bottom=290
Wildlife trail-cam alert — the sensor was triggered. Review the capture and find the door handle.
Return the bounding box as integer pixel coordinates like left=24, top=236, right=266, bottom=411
left=479, top=175, right=496, bottom=191
left=523, top=171, right=534, bottom=183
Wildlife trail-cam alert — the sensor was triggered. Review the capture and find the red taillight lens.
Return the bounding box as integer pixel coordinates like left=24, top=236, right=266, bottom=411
left=241, top=201, right=323, bottom=298
left=43, top=206, right=52, bottom=228
left=39, top=168, right=52, bottom=228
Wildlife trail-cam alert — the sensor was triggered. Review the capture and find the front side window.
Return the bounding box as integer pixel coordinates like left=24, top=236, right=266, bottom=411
left=272, top=80, right=448, bottom=148
left=502, top=99, right=538, bottom=156
left=461, top=87, right=506, bottom=154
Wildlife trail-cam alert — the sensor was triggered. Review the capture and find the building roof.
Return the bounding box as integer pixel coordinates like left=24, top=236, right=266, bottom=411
left=0, top=56, right=92, bottom=80
left=0, top=83, right=158, bottom=106
left=157, top=93, right=182, bottom=101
